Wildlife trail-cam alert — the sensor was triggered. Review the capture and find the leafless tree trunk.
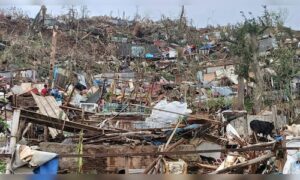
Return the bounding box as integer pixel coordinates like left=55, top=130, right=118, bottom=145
left=179, top=5, right=185, bottom=33
left=237, top=75, right=245, bottom=110
left=250, top=35, right=264, bottom=114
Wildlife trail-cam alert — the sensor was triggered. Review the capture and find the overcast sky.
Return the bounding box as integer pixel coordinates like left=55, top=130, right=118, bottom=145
left=0, top=0, right=299, bottom=30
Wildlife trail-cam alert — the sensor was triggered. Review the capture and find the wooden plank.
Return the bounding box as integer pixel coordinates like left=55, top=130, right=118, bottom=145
left=33, top=94, right=57, bottom=139
left=197, top=163, right=218, bottom=170
left=6, top=110, right=21, bottom=174
left=33, top=94, right=59, bottom=138
left=210, top=153, right=275, bottom=174
left=32, top=93, right=70, bottom=138
left=32, top=93, right=68, bottom=119
left=20, top=109, right=119, bottom=133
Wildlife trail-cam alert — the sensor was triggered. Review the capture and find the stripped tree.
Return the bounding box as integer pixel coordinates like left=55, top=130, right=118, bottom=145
left=222, top=6, right=291, bottom=113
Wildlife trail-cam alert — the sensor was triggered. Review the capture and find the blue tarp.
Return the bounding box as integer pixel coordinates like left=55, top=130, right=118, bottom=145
left=274, top=135, right=283, bottom=142
left=165, top=124, right=202, bottom=136
left=53, top=66, right=58, bottom=80
left=145, top=138, right=165, bottom=146
left=183, top=124, right=202, bottom=130
left=145, top=53, right=154, bottom=59
left=93, top=79, right=102, bottom=86
left=50, top=89, right=63, bottom=102
left=200, top=44, right=214, bottom=50
left=33, top=156, right=59, bottom=174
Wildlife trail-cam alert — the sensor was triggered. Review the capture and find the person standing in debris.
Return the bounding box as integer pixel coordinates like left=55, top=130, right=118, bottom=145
left=41, top=84, right=48, bottom=96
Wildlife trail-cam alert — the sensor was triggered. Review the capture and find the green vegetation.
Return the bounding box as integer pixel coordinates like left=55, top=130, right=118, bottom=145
left=205, top=97, right=232, bottom=112
left=222, top=6, right=296, bottom=113
left=244, top=96, right=254, bottom=113
left=0, top=160, right=6, bottom=173
left=0, top=118, right=8, bottom=132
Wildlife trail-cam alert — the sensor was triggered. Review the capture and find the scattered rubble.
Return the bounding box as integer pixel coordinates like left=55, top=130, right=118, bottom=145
left=0, top=5, right=300, bottom=175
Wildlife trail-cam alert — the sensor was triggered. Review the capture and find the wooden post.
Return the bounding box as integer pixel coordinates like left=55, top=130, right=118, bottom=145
left=16, top=121, right=25, bottom=141
left=77, top=130, right=83, bottom=174
left=43, top=125, right=48, bottom=142
left=4, top=89, right=6, bottom=121
left=48, top=27, right=58, bottom=88
left=65, top=86, right=75, bottom=106
left=6, top=109, right=21, bottom=174
left=33, top=61, right=37, bottom=83
left=81, top=107, right=85, bottom=123
left=125, top=156, right=129, bottom=174
left=272, top=105, right=277, bottom=129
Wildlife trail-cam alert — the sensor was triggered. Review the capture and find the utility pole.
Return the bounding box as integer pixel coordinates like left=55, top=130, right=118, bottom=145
left=49, top=26, right=58, bottom=88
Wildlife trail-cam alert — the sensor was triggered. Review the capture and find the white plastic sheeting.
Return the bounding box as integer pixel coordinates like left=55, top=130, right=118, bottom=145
left=12, top=144, right=58, bottom=171
left=77, top=73, right=87, bottom=87
left=226, top=123, right=242, bottom=140
left=135, top=100, right=192, bottom=129
left=70, top=93, right=87, bottom=107
left=149, top=100, right=191, bottom=123
left=283, top=139, right=300, bottom=174
left=215, top=154, right=238, bottom=171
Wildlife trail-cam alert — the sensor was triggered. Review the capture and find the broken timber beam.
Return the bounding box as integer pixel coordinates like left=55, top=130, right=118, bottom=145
left=144, top=138, right=186, bottom=174
left=197, top=163, right=218, bottom=170
left=210, top=152, right=275, bottom=174
left=243, top=141, right=276, bottom=148
left=60, top=105, right=95, bottom=115
left=19, top=109, right=120, bottom=133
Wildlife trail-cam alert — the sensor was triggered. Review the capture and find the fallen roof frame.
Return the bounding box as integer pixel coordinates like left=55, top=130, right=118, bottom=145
left=19, top=109, right=124, bottom=133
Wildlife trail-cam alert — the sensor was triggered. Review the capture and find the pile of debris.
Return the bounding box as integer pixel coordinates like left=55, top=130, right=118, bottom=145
left=0, top=72, right=298, bottom=174
left=0, top=6, right=300, bottom=175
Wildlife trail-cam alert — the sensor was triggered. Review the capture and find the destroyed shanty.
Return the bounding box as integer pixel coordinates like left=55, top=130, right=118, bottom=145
left=0, top=4, right=300, bottom=175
